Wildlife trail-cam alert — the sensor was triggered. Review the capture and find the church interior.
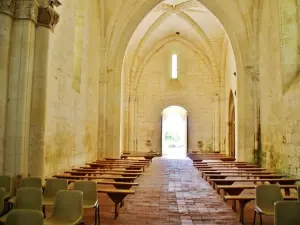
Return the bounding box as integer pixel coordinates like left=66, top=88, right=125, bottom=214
left=0, top=0, right=300, bottom=224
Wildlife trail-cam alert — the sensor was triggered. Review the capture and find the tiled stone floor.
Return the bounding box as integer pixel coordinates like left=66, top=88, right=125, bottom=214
left=45, top=157, right=281, bottom=224
left=88, top=157, right=240, bottom=225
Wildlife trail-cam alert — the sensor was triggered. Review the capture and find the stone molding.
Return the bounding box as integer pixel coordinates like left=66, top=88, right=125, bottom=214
left=15, top=0, right=39, bottom=23
left=0, top=0, right=60, bottom=29
left=38, top=5, right=59, bottom=30
left=0, top=0, right=16, bottom=17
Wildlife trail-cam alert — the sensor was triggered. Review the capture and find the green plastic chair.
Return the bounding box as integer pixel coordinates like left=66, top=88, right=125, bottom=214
left=4, top=209, right=44, bottom=225
left=0, top=188, right=5, bottom=216
left=298, top=185, right=300, bottom=201
left=74, top=181, right=100, bottom=225
left=44, top=190, right=84, bottom=225
left=9, top=177, right=42, bottom=206
left=253, top=184, right=283, bottom=225
left=0, top=187, right=43, bottom=224
left=43, top=179, right=68, bottom=217
left=274, top=201, right=300, bottom=225
left=0, top=176, right=12, bottom=200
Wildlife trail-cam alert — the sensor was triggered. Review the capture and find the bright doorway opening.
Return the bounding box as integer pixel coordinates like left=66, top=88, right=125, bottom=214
left=162, top=106, right=187, bottom=159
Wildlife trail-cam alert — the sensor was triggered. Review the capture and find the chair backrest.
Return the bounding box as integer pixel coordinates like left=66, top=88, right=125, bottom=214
left=44, top=179, right=68, bottom=198
left=20, top=177, right=42, bottom=188
left=0, top=175, right=12, bottom=197
left=52, top=190, right=83, bottom=222
left=4, top=209, right=44, bottom=225
left=275, top=201, right=300, bottom=225
left=0, top=187, right=5, bottom=215
left=73, top=181, right=97, bottom=204
left=14, top=187, right=43, bottom=211
left=298, top=185, right=300, bottom=201
left=256, top=184, right=283, bottom=210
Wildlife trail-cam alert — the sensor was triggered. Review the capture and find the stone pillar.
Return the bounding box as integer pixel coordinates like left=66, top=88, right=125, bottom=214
left=213, top=94, right=220, bottom=153
left=29, top=3, right=60, bottom=178
left=250, top=69, right=261, bottom=165
left=5, top=0, right=39, bottom=177
left=0, top=0, right=15, bottom=174
left=128, top=94, right=136, bottom=153
left=98, top=76, right=107, bottom=158
left=297, top=1, right=300, bottom=71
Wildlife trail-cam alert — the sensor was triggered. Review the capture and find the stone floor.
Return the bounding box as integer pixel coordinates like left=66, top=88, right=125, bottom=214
left=46, top=157, right=279, bottom=225
left=88, top=157, right=240, bottom=225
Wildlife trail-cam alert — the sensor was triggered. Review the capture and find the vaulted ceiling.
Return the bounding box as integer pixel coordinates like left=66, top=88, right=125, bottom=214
left=126, top=0, right=230, bottom=82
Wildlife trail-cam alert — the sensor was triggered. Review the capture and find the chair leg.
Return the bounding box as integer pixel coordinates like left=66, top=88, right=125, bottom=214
left=94, top=206, right=97, bottom=225
left=259, top=213, right=262, bottom=225
left=97, top=205, right=100, bottom=225
left=43, top=206, right=46, bottom=218
left=253, top=210, right=256, bottom=225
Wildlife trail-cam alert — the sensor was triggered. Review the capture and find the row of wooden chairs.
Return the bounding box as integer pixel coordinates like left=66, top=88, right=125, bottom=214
left=191, top=157, right=300, bottom=224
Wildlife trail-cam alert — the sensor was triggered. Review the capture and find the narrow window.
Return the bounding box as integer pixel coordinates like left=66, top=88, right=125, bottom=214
left=172, top=53, right=178, bottom=79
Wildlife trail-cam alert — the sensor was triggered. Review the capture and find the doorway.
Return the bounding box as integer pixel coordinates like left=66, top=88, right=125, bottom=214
left=162, top=106, right=187, bottom=158
left=228, top=91, right=236, bottom=157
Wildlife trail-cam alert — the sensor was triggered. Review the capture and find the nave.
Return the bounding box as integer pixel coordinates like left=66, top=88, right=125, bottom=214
left=84, top=157, right=239, bottom=225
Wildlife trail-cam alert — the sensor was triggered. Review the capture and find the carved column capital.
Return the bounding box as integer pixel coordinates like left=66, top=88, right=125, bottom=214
left=15, top=0, right=39, bottom=23
left=0, top=0, right=16, bottom=17
left=38, top=5, right=59, bottom=30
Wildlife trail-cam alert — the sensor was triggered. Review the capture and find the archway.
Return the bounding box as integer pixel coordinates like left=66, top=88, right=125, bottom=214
left=228, top=91, right=236, bottom=157
left=162, top=106, right=187, bottom=158
left=103, top=0, right=254, bottom=162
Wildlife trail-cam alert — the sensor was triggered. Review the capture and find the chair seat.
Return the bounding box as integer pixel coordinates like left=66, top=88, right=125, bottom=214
left=0, top=213, right=8, bottom=223
left=43, top=197, right=55, bottom=206
left=83, top=200, right=98, bottom=209
left=4, top=193, right=11, bottom=201
left=44, top=216, right=83, bottom=225
left=8, top=196, right=16, bottom=204
left=255, top=206, right=274, bottom=216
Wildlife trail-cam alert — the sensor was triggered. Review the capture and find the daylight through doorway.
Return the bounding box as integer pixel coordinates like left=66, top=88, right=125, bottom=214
left=162, top=106, right=187, bottom=159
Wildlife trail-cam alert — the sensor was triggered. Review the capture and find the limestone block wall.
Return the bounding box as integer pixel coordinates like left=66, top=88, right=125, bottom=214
left=259, top=0, right=300, bottom=177
left=38, top=0, right=101, bottom=177
left=124, top=41, right=218, bottom=153
left=222, top=40, right=237, bottom=155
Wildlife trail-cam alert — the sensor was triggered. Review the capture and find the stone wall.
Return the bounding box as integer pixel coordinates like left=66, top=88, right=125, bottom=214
left=40, top=0, right=101, bottom=177
left=124, top=41, right=221, bottom=154
left=260, top=0, right=300, bottom=177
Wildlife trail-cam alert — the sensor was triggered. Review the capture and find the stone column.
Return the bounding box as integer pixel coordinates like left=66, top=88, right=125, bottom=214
left=250, top=69, right=261, bottom=165
left=0, top=0, right=15, bottom=174
left=297, top=1, right=300, bottom=72
left=213, top=94, right=220, bottom=153
left=29, top=3, right=60, bottom=178
left=128, top=94, right=136, bottom=153
left=5, top=0, right=39, bottom=177
left=98, top=75, right=107, bottom=158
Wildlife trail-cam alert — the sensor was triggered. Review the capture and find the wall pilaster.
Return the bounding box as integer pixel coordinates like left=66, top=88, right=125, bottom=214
left=0, top=0, right=15, bottom=174
left=29, top=2, right=60, bottom=178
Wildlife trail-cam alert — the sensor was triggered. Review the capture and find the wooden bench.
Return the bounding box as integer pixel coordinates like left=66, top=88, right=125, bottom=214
left=96, top=181, right=139, bottom=189
left=224, top=195, right=298, bottom=224
left=200, top=171, right=276, bottom=179
left=78, top=167, right=143, bottom=172
left=87, top=163, right=145, bottom=171
left=196, top=165, right=258, bottom=169
left=52, top=174, right=137, bottom=183
left=210, top=178, right=300, bottom=189
left=216, top=184, right=299, bottom=196
left=204, top=174, right=286, bottom=183
left=196, top=167, right=267, bottom=172
left=194, top=162, right=251, bottom=166
left=65, top=170, right=142, bottom=177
